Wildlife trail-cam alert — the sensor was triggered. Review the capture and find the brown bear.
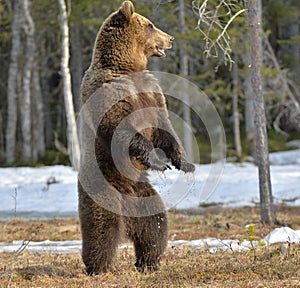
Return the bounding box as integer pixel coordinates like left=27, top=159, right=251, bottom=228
left=78, top=0, right=195, bottom=275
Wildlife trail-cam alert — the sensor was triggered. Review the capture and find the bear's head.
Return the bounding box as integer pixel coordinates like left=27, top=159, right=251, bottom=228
left=91, top=1, right=174, bottom=72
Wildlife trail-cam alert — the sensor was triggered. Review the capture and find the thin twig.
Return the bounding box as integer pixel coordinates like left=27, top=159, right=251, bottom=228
left=14, top=224, right=44, bottom=255
left=207, top=9, right=246, bottom=52
left=12, top=188, right=18, bottom=218
left=263, top=33, right=300, bottom=112
left=5, top=273, right=13, bottom=288
left=193, top=0, right=245, bottom=69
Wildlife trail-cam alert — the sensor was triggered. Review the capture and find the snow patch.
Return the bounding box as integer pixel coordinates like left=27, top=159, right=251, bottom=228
left=263, top=227, right=300, bottom=245
left=269, top=149, right=300, bottom=165
left=0, top=150, right=300, bottom=219
left=0, top=152, right=299, bottom=254
left=0, top=227, right=299, bottom=254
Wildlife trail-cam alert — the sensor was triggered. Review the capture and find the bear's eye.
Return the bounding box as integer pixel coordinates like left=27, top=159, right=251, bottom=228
left=148, top=23, right=154, bottom=29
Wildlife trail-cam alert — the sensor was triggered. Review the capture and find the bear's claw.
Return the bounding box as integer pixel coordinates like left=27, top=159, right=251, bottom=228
left=173, top=161, right=195, bottom=173
left=180, top=162, right=195, bottom=173
left=149, top=159, right=172, bottom=171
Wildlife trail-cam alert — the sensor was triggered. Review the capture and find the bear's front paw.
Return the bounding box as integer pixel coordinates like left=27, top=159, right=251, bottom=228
left=179, top=161, right=195, bottom=173
left=173, top=159, right=195, bottom=173
left=147, top=149, right=171, bottom=171
left=136, top=155, right=171, bottom=171
left=150, top=159, right=171, bottom=172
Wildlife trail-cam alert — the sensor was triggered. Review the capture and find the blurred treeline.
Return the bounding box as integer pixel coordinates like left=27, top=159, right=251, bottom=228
left=0, top=0, right=299, bottom=166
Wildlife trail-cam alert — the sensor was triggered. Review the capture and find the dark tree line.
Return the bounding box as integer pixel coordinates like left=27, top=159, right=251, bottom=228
left=0, top=0, right=299, bottom=166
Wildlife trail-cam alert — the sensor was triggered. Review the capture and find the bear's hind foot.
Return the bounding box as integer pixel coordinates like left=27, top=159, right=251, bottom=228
left=85, top=264, right=111, bottom=276
left=134, top=261, right=160, bottom=273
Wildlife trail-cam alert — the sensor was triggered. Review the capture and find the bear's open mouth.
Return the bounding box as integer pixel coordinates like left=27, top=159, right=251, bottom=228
left=156, top=46, right=166, bottom=57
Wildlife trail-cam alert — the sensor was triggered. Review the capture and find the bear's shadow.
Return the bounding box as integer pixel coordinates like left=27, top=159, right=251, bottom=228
left=16, top=265, right=82, bottom=279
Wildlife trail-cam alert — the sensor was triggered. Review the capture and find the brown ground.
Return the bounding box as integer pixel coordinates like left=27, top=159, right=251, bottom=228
left=0, top=206, right=299, bottom=287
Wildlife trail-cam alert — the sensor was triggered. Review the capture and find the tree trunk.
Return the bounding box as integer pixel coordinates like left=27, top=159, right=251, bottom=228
left=6, top=0, right=22, bottom=164
left=71, top=23, right=83, bottom=113
left=246, top=0, right=276, bottom=224
left=179, top=0, right=193, bottom=162
left=0, top=111, right=4, bottom=161
left=244, top=0, right=263, bottom=157
left=232, top=55, right=242, bottom=161
left=21, top=0, right=35, bottom=163
left=32, top=59, right=45, bottom=161
left=278, top=0, right=300, bottom=101
left=278, top=2, right=300, bottom=71
left=244, top=77, right=255, bottom=145
left=58, top=0, right=80, bottom=169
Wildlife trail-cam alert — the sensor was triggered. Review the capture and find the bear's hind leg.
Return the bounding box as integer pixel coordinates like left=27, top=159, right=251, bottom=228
left=123, top=181, right=168, bottom=272
left=125, top=211, right=168, bottom=272
left=81, top=209, right=121, bottom=275
left=79, top=187, right=121, bottom=275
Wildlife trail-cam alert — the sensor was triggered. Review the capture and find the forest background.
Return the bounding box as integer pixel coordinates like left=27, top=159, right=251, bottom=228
left=0, top=0, right=299, bottom=167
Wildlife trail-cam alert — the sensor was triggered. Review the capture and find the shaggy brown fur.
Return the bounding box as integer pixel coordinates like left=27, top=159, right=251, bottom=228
left=78, top=1, right=194, bottom=275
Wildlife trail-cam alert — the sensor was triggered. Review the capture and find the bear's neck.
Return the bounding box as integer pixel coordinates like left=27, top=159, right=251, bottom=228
left=92, top=53, right=147, bottom=74
left=91, top=34, right=148, bottom=73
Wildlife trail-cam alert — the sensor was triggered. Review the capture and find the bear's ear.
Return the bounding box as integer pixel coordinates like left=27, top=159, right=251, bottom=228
left=120, top=1, right=134, bottom=20
left=111, top=1, right=134, bottom=28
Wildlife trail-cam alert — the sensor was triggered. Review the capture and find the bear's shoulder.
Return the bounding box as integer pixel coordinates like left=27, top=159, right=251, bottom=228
left=81, top=70, right=163, bottom=105
left=80, top=68, right=118, bottom=104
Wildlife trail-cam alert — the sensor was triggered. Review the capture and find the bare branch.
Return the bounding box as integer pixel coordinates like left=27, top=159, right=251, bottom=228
left=5, top=0, right=12, bottom=13
left=208, top=8, right=246, bottom=53
left=192, top=0, right=245, bottom=70
left=263, top=33, right=300, bottom=113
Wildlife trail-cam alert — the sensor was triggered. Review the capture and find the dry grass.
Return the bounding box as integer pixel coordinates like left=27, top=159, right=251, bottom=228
left=0, top=206, right=299, bottom=287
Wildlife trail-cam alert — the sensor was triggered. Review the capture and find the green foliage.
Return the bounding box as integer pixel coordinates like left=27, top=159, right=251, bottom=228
left=266, top=0, right=300, bottom=24
left=267, top=130, right=290, bottom=153
left=246, top=224, right=266, bottom=246
left=40, top=150, right=71, bottom=166
left=0, top=0, right=299, bottom=165
left=0, top=2, right=11, bottom=43
left=261, top=66, right=278, bottom=78
left=196, top=135, right=212, bottom=164
left=246, top=223, right=256, bottom=242
left=258, top=239, right=266, bottom=247
left=0, top=150, right=70, bottom=168
left=277, top=35, right=300, bottom=46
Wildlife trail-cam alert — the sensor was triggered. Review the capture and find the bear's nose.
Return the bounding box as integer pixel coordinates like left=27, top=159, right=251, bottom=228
left=170, top=36, right=175, bottom=43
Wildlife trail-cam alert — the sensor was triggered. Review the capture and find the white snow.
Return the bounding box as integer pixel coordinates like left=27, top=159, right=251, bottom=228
left=0, top=149, right=299, bottom=253
left=1, top=227, right=299, bottom=254
left=263, top=227, right=300, bottom=245
left=0, top=240, right=82, bottom=254
left=269, top=149, right=300, bottom=165
left=0, top=165, right=78, bottom=219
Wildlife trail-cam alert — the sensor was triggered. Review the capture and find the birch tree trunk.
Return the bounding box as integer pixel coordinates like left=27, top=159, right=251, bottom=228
left=247, top=0, right=276, bottom=224
left=58, top=0, right=80, bottom=169
left=32, top=59, right=45, bottom=161
left=232, top=55, right=242, bottom=161
left=71, top=24, right=83, bottom=113
left=179, top=0, right=193, bottom=162
left=21, top=0, right=35, bottom=162
left=6, top=0, right=21, bottom=164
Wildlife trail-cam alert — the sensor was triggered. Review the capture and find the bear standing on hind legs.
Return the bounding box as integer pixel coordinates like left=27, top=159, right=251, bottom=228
left=78, top=0, right=195, bottom=275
